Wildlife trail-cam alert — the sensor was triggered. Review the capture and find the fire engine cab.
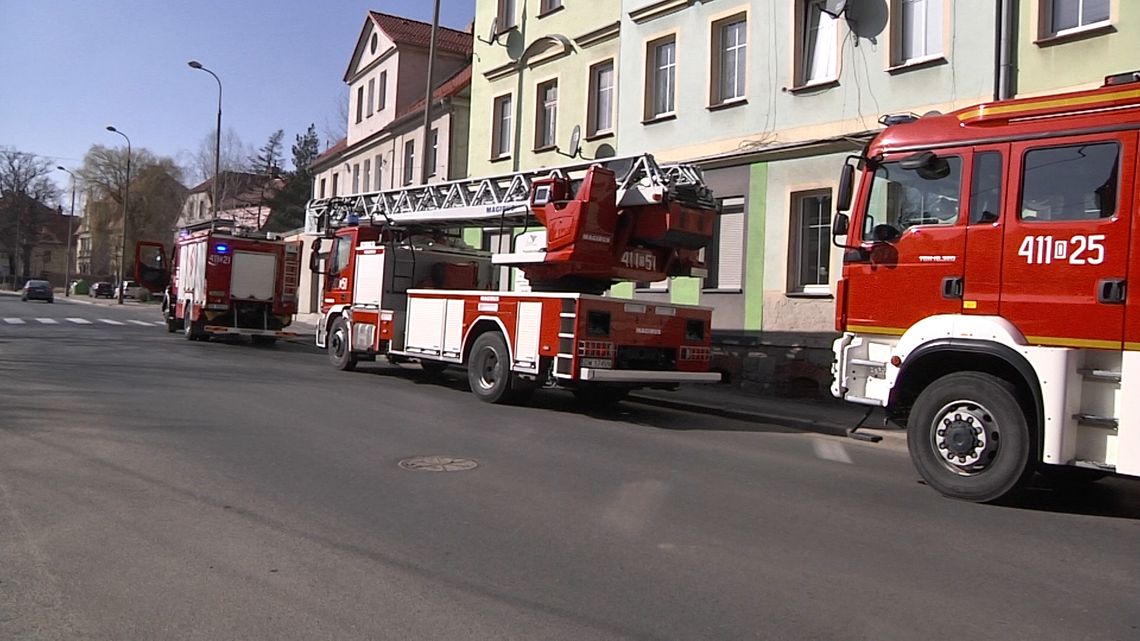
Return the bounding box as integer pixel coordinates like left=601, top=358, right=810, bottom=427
left=305, top=154, right=722, bottom=405
left=832, top=72, right=1140, bottom=501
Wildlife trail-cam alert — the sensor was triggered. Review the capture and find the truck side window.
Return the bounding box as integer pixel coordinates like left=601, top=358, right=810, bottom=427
left=861, top=156, right=963, bottom=241
left=328, top=237, right=351, bottom=275
left=1019, top=142, right=1119, bottom=222
left=969, top=152, right=1003, bottom=224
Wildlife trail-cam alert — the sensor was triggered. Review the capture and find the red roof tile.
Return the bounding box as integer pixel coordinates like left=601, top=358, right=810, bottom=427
left=369, top=11, right=472, bottom=57
left=395, top=64, right=472, bottom=120
left=312, top=137, right=348, bottom=169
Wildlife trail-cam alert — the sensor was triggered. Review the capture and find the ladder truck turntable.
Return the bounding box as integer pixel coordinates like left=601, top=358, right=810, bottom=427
left=831, top=72, right=1140, bottom=501
left=305, top=154, right=723, bottom=405
left=136, top=220, right=303, bottom=345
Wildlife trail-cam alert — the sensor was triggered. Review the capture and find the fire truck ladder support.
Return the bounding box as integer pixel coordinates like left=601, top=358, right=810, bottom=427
left=305, top=154, right=711, bottom=234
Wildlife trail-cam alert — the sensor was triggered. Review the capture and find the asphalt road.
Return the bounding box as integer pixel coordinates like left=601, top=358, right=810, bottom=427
left=1, top=293, right=1138, bottom=641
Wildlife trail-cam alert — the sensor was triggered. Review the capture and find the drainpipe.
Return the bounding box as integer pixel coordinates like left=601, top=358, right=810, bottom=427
left=995, top=0, right=1017, bottom=100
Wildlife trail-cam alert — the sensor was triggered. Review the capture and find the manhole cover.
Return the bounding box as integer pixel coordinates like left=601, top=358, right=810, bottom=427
left=398, top=456, right=478, bottom=472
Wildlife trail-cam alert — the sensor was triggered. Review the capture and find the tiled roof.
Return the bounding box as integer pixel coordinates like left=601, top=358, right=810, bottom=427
left=369, top=11, right=472, bottom=56
left=312, top=137, right=348, bottom=169
left=395, top=64, right=472, bottom=120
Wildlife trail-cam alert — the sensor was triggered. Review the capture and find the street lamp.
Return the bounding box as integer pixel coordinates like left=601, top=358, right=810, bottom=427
left=106, top=125, right=130, bottom=305
left=56, top=166, right=78, bottom=297
left=188, top=60, right=222, bottom=229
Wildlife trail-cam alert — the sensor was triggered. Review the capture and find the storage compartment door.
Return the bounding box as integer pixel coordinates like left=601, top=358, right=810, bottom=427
left=231, top=251, right=278, bottom=301
left=353, top=250, right=386, bottom=307
left=405, top=297, right=446, bottom=355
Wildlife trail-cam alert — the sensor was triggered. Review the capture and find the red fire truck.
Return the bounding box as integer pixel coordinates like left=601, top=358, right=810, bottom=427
left=136, top=220, right=302, bottom=344
left=305, top=154, right=721, bottom=404
left=831, top=72, right=1140, bottom=501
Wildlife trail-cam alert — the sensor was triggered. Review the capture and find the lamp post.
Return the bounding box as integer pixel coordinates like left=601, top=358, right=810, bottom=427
left=106, top=126, right=130, bottom=305
left=56, top=166, right=78, bottom=297
left=418, top=0, right=442, bottom=185
left=188, top=60, right=222, bottom=228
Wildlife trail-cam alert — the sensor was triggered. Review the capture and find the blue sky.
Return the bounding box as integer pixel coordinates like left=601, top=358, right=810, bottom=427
left=0, top=0, right=474, bottom=190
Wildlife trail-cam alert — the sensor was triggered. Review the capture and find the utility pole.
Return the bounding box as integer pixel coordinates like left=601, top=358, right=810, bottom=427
left=418, top=0, right=442, bottom=185
left=56, top=166, right=78, bottom=296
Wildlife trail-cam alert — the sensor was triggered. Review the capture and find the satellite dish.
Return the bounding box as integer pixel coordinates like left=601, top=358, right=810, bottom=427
left=568, top=125, right=582, bottom=159
left=821, top=0, right=847, bottom=18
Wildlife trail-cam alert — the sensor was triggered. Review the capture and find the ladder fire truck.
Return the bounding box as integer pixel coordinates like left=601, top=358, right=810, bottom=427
left=305, top=154, right=722, bottom=405
left=136, top=220, right=302, bottom=344
left=831, top=72, right=1140, bottom=501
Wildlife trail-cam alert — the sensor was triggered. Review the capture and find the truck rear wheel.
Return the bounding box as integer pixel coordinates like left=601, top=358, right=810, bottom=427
left=908, top=371, right=1033, bottom=503
left=183, top=304, right=205, bottom=341
left=467, top=332, right=522, bottom=404
left=328, top=317, right=357, bottom=371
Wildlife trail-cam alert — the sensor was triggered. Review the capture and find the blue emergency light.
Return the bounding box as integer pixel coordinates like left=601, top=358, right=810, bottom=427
left=214, top=243, right=230, bottom=254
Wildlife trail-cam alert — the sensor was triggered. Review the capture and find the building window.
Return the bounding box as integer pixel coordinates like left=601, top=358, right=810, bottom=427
left=367, top=78, right=375, bottom=117
left=797, top=0, right=838, bottom=86
left=703, top=197, right=745, bottom=291
left=352, top=163, right=360, bottom=193
left=403, top=140, right=415, bottom=185
left=378, top=71, right=387, bottom=111
left=319, top=178, right=326, bottom=199
left=894, top=0, right=943, bottom=64
left=427, top=128, right=439, bottom=177
left=790, top=190, right=832, bottom=294
left=332, top=173, right=339, bottom=197
left=540, top=0, right=562, bottom=14
left=1044, top=0, right=1110, bottom=37
left=588, top=60, right=615, bottom=137
left=712, top=15, right=747, bottom=105
left=535, top=79, right=558, bottom=150
left=356, top=86, right=364, bottom=123
left=498, top=0, right=517, bottom=29
left=492, top=94, right=512, bottom=159
left=374, top=154, right=383, bottom=190
left=363, top=159, right=371, bottom=193
left=645, top=35, right=676, bottom=119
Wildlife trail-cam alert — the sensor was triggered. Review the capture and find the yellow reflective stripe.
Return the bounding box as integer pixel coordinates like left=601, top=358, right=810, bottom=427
left=1124, top=342, right=1140, bottom=351
left=1025, top=335, right=1120, bottom=350
left=847, top=324, right=906, bottom=337
left=959, top=87, right=1140, bottom=122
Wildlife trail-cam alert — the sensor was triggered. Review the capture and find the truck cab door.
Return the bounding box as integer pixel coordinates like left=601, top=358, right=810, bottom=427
left=960, top=145, right=1009, bottom=315
left=134, top=240, right=169, bottom=293
left=1000, top=134, right=1134, bottom=349
left=843, top=148, right=970, bottom=334
left=322, top=231, right=356, bottom=310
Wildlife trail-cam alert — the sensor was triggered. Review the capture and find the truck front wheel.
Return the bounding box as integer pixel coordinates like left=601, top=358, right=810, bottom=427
left=908, top=371, right=1033, bottom=503
left=328, top=317, right=357, bottom=371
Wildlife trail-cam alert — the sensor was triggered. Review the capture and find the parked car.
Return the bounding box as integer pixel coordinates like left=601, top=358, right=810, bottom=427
left=114, top=280, right=147, bottom=300
left=90, top=282, right=114, bottom=299
left=21, top=279, right=54, bottom=303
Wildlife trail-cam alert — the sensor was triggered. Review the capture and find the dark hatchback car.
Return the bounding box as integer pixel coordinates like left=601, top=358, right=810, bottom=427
left=90, top=282, right=114, bottom=298
left=22, top=279, right=54, bottom=303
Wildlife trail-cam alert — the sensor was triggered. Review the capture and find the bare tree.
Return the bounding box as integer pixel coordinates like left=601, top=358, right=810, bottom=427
left=0, top=147, right=59, bottom=281
left=322, top=88, right=349, bottom=146
left=191, top=127, right=253, bottom=184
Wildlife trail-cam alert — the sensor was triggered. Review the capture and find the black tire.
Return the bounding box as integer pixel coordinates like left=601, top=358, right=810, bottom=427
left=327, top=317, right=357, bottom=371
left=46, top=298, right=53, bottom=304
left=419, top=360, right=449, bottom=376
left=251, top=336, right=277, bottom=347
left=572, top=385, right=630, bottom=407
left=467, top=332, right=518, bottom=404
left=183, top=304, right=205, bottom=341
left=908, top=371, right=1034, bottom=503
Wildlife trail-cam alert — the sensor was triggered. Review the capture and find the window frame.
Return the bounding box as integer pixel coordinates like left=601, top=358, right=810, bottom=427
left=890, top=0, right=946, bottom=68
left=378, top=70, right=388, bottom=111
left=789, top=189, right=835, bottom=295
left=535, top=78, right=559, bottom=152
left=710, top=13, right=748, bottom=107
left=793, top=0, right=840, bottom=90
left=355, top=86, right=364, bottom=123
left=497, top=0, right=517, bottom=30
left=1017, top=140, right=1121, bottom=224
left=539, top=0, right=563, bottom=16
left=1039, top=0, right=1112, bottom=40
left=427, top=128, right=439, bottom=177
left=703, top=196, right=746, bottom=292
left=587, top=59, right=616, bottom=138
left=402, top=139, right=415, bottom=186
left=491, top=93, right=513, bottom=160
left=367, top=78, right=375, bottom=117
left=644, top=34, right=678, bottom=122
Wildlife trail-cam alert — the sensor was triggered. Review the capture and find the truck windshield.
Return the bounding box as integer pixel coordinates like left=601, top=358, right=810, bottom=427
left=861, top=155, right=962, bottom=241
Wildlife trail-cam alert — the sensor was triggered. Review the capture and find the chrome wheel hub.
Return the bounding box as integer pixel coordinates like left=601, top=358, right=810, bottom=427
left=932, top=400, right=997, bottom=474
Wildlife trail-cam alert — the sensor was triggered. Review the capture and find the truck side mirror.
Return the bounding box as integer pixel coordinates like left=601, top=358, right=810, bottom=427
left=832, top=213, right=849, bottom=237
left=309, top=238, right=323, bottom=274
left=837, top=163, right=854, bottom=212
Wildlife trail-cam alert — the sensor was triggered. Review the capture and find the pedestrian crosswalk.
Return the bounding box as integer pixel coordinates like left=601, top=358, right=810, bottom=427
left=3, top=317, right=165, bottom=327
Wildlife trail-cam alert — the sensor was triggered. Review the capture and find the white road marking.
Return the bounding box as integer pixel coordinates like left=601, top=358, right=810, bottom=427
left=97, top=319, right=125, bottom=326
left=128, top=320, right=153, bottom=326
left=66, top=318, right=92, bottom=324
left=812, top=438, right=853, bottom=464
left=35, top=318, right=58, bottom=325
left=153, top=321, right=167, bottom=326
left=4, top=318, right=26, bottom=324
